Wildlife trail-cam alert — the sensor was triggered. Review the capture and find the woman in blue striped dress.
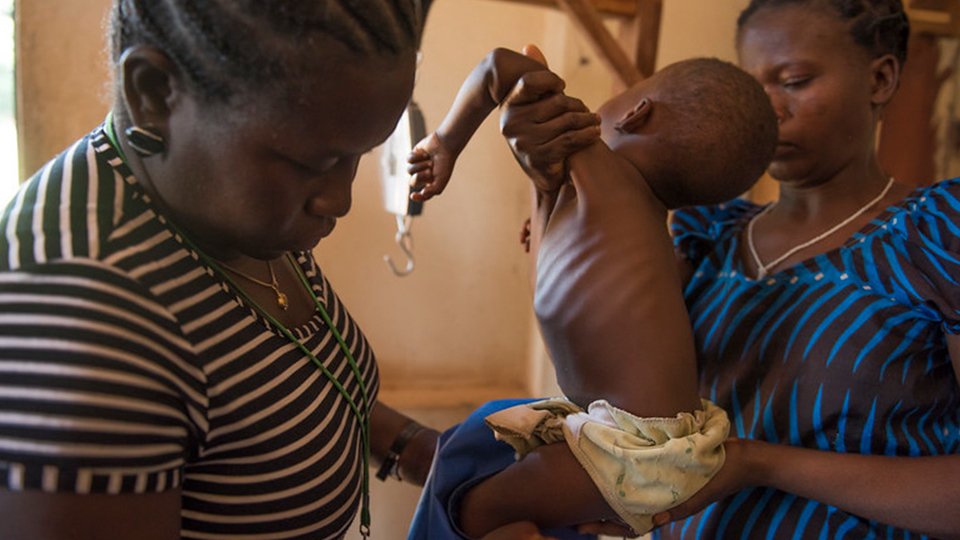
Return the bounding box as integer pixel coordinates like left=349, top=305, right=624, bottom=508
left=500, top=0, right=960, bottom=538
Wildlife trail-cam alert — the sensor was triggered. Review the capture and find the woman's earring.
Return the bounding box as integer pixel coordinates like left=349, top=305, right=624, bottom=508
left=124, top=125, right=167, bottom=157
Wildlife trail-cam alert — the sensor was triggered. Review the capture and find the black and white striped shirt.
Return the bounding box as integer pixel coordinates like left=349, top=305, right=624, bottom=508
left=0, top=125, right=379, bottom=539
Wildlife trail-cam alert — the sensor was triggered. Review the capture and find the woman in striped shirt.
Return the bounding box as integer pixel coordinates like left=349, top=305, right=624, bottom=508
left=0, top=1, right=442, bottom=539
left=498, top=0, right=960, bottom=538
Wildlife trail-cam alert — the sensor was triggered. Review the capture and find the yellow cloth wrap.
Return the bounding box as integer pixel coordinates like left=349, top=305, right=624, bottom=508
left=484, top=398, right=729, bottom=535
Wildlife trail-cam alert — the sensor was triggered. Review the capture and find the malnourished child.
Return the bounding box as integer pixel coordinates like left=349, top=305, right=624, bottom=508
left=408, top=46, right=777, bottom=536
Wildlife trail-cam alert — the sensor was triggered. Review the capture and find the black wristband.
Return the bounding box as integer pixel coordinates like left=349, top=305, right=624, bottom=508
left=376, top=421, right=424, bottom=482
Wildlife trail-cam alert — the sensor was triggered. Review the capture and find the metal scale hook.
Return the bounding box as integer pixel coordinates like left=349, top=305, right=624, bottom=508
left=384, top=215, right=415, bottom=276
left=380, top=97, right=427, bottom=277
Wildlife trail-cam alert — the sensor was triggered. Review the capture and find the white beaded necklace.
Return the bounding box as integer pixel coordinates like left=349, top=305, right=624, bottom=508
left=747, top=177, right=895, bottom=279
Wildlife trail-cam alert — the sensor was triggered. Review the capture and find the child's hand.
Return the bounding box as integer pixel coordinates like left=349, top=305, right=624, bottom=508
left=407, top=132, right=455, bottom=202
left=520, top=217, right=532, bottom=253
left=650, top=438, right=759, bottom=528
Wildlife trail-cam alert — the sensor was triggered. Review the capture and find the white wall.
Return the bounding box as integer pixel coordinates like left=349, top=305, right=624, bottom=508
left=16, top=0, right=113, bottom=177
left=317, top=0, right=554, bottom=406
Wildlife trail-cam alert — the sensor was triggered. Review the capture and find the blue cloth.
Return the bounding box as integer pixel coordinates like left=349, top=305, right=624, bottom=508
left=408, top=399, right=596, bottom=540
left=657, top=178, right=960, bottom=539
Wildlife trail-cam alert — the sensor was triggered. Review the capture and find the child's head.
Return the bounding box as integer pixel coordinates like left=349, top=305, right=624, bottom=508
left=598, top=57, right=778, bottom=209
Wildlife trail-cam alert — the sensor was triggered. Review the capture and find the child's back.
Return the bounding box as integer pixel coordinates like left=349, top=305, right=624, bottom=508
left=534, top=57, right=778, bottom=416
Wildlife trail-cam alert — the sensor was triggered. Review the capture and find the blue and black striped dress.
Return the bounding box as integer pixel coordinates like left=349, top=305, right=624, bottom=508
left=658, top=179, right=960, bottom=539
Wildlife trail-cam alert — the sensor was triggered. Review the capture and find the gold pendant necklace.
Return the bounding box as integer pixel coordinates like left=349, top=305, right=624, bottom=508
left=217, top=258, right=289, bottom=310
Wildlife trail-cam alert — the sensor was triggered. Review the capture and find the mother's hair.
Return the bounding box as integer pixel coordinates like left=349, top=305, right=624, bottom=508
left=737, top=0, right=910, bottom=65
left=109, top=0, right=429, bottom=102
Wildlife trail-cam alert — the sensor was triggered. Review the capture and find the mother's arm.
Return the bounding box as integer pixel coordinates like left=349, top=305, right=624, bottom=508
left=499, top=72, right=600, bottom=197
left=654, top=335, right=960, bottom=539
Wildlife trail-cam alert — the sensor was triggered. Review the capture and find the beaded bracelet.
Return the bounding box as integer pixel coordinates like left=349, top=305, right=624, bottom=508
left=376, top=421, right=425, bottom=482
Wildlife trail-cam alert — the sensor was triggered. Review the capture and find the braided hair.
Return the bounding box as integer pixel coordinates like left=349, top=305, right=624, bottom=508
left=737, top=0, right=910, bottom=65
left=109, top=0, right=427, bottom=102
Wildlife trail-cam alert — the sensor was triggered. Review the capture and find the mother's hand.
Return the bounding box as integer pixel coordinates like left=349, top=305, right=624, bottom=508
left=653, top=438, right=763, bottom=527
left=499, top=52, right=600, bottom=194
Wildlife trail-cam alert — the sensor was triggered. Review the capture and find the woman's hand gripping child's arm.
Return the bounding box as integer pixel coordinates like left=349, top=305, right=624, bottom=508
left=406, top=45, right=599, bottom=202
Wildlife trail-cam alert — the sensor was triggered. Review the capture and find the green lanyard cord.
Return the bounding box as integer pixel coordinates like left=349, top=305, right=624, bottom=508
left=103, top=112, right=374, bottom=537
left=207, top=253, right=374, bottom=538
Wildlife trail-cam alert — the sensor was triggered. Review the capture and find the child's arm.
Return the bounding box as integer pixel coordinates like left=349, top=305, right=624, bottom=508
left=407, top=48, right=556, bottom=201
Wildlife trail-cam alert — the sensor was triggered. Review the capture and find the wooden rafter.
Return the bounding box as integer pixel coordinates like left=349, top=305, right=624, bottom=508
left=908, top=0, right=960, bottom=36
left=633, top=0, right=662, bottom=79
left=492, top=0, right=638, bottom=16
left=493, top=0, right=960, bottom=85
left=491, top=0, right=662, bottom=87
left=556, top=0, right=643, bottom=86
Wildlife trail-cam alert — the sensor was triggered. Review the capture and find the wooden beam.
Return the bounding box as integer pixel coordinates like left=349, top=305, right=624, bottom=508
left=633, top=0, right=662, bottom=78
left=487, top=0, right=662, bottom=86
left=878, top=33, right=946, bottom=185
left=911, top=0, right=954, bottom=10
left=490, top=0, right=637, bottom=16
left=907, top=0, right=960, bottom=36
left=556, top=0, right=643, bottom=87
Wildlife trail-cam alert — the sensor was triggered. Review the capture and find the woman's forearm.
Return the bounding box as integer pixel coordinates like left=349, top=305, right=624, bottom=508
left=369, top=401, right=438, bottom=486
left=748, top=440, right=960, bottom=539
